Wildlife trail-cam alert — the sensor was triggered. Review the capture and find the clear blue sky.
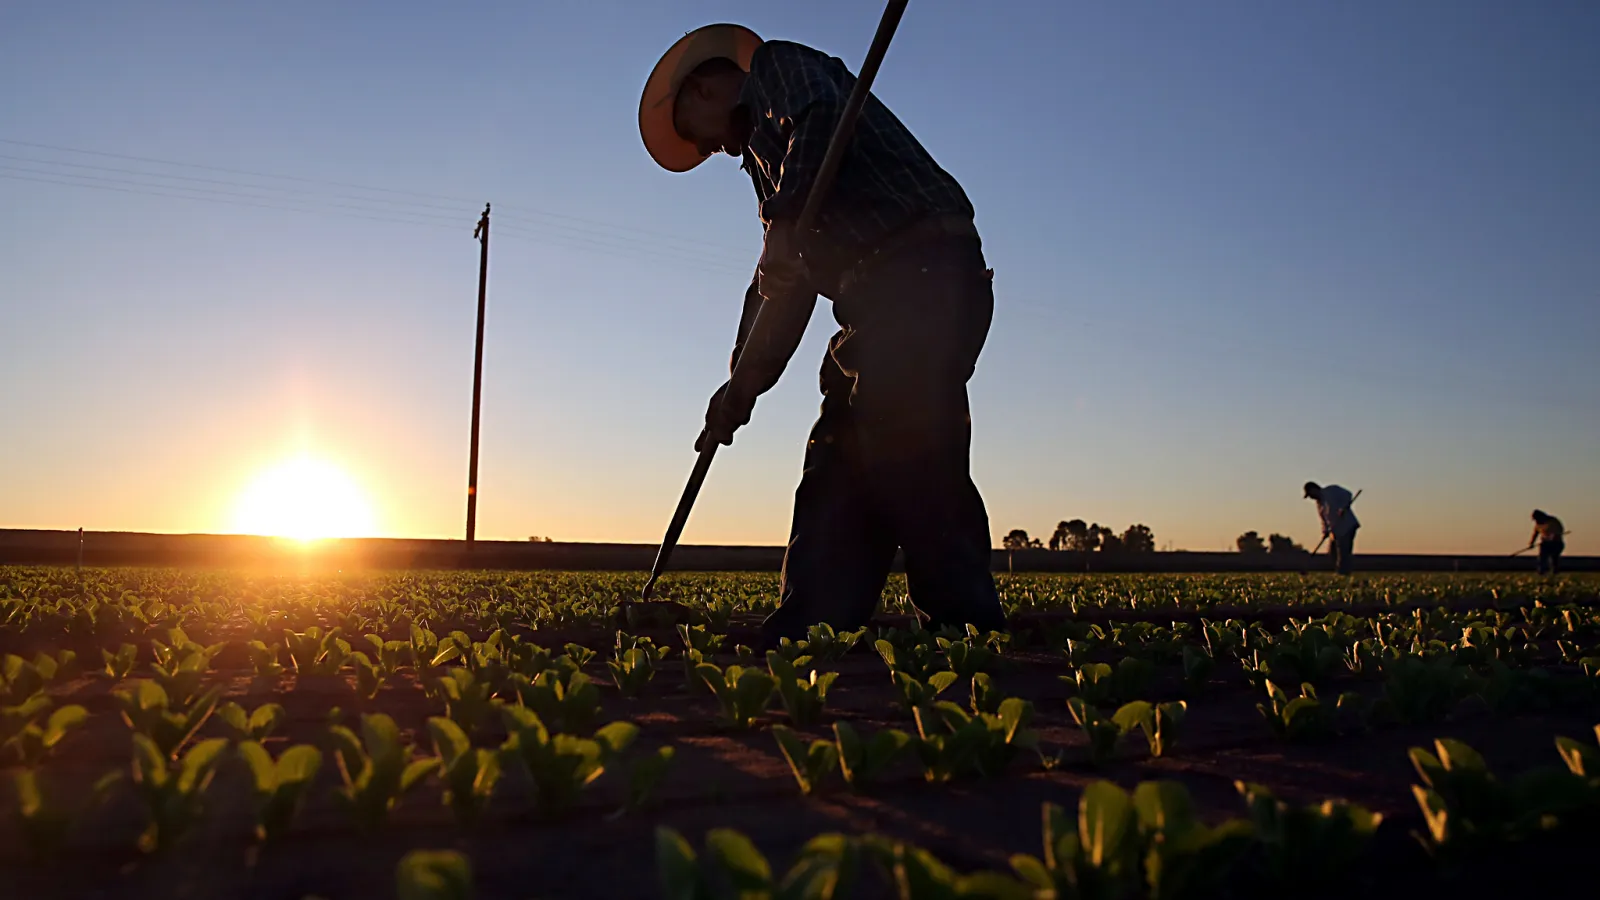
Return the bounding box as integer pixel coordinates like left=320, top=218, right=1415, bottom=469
left=2, top=1, right=1596, bottom=554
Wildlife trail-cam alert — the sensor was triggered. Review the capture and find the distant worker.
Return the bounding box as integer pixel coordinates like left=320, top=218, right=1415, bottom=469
left=638, top=25, right=1007, bottom=645
left=1304, top=482, right=1360, bottom=575
left=1528, top=510, right=1566, bottom=576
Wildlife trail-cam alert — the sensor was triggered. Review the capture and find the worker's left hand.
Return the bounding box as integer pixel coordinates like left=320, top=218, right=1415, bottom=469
left=758, top=220, right=808, bottom=303
left=696, top=380, right=755, bottom=452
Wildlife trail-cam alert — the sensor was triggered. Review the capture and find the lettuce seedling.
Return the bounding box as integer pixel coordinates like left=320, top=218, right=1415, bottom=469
left=428, top=717, right=502, bottom=826
left=246, top=640, right=285, bottom=679
left=970, top=672, right=1002, bottom=715
left=680, top=647, right=706, bottom=695
left=1379, top=656, right=1466, bottom=725
left=875, top=639, right=941, bottom=682
left=237, top=740, right=322, bottom=841
left=1181, top=645, right=1213, bottom=692
left=1067, top=697, right=1123, bottom=766
left=283, top=626, right=350, bottom=676
left=9, top=766, right=120, bottom=857
left=217, top=701, right=284, bottom=742
left=1236, top=781, right=1383, bottom=889
left=772, top=725, right=839, bottom=795
left=115, top=680, right=221, bottom=759
left=1266, top=629, right=1342, bottom=686
left=2, top=702, right=87, bottom=766
left=1064, top=662, right=1116, bottom=707
left=1113, top=657, right=1154, bottom=704
left=1009, top=788, right=1138, bottom=900
left=500, top=705, right=636, bottom=814
left=771, top=637, right=810, bottom=663
left=363, top=634, right=411, bottom=678
left=410, top=625, right=441, bottom=671
left=696, top=662, right=776, bottom=730
left=395, top=848, right=474, bottom=900
left=563, top=643, right=597, bottom=670
left=103, top=643, right=139, bottom=682
left=1257, top=682, right=1333, bottom=742
left=894, top=671, right=959, bottom=714
left=768, top=653, right=838, bottom=726
left=897, top=844, right=1035, bottom=898
left=657, top=826, right=868, bottom=900
left=1012, top=783, right=1252, bottom=900
left=1555, top=725, right=1600, bottom=779
left=620, top=745, right=675, bottom=814
left=329, top=712, right=439, bottom=832
left=678, top=624, right=725, bottom=655
left=148, top=646, right=218, bottom=708
left=348, top=651, right=385, bottom=700
left=805, top=623, right=868, bottom=661
left=1131, top=781, right=1255, bottom=900
left=608, top=647, right=662, bottom=698
left=912, top=700, right=1035, bottom=781
left=0, top=654, right=51, bottom=705
left=938, top=637, right=997, bottom=680
left=129, top=733, right=229, bottom=852
left=510, top=670, right=601, bottom=734
left=1062, top=637, right=1094, bottom=666
left=435, top=668, right=499, bottom=735
left=833, top=721, right=911, bottom=791
left=1112, top=700, right=1186, bottom=758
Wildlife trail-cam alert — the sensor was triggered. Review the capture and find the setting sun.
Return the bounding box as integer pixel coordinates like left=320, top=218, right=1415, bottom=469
left=231, top=456, right=377, bottom=540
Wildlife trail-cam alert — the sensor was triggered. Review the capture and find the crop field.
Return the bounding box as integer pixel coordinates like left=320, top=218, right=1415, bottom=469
left=1, top=567, right=1598, bottom=899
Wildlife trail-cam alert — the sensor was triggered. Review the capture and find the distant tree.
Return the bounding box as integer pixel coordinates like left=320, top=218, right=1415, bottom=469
left=1002, top=529, right=1037, bottom=551
left=1268, top=533, right=1306, bottom=554
left=1087, top=523, right=1113, bottom=552
left=528, top=536, right=553, bottom=542
left=1063, top=519, right=1092, bottom=551
left=1236, top=531, right=1267, bottom=554
left=1121, top=524, right=1156, bottom=553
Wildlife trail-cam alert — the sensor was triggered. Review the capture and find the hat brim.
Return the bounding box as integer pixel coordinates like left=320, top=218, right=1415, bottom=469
left=639, top=24, right=762, bottom=173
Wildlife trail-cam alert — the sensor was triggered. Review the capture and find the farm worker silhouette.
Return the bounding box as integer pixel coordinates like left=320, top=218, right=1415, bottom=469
left=1304, top=482, right=1360, bottom=576
left=639, top=25, right=1007, bottom=645
left=1528, top=509, right=1565, bottom=576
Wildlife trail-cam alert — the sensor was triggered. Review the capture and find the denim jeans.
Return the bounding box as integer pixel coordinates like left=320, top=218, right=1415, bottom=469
left=761, top=234, right=1006, bottom=644
left=1538, top=540, right=1564, bottom=576
left=1331, top=526, right=1358, bottom=576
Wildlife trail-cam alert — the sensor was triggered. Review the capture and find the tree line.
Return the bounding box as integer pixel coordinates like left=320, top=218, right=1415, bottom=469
left=1002, top=520, right=1157, bottom=553
left=1234, top=531, right=1307, bottom=554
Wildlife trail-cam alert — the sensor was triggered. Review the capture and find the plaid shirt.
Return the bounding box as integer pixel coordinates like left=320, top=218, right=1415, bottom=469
left=737, top=40, right=974, bottom=256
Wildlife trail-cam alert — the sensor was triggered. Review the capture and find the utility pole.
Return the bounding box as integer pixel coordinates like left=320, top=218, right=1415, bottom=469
left=465, top=203, right=490, bottom=545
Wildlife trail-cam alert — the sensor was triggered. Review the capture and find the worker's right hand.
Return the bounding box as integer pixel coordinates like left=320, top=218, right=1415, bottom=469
left=695, top=381, right=753, bottom=452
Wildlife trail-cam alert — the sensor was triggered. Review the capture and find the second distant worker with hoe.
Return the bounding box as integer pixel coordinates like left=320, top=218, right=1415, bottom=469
left=1304, top=481, right=1360, bottom=576
left=1528, top=509, right=1566, bottom=576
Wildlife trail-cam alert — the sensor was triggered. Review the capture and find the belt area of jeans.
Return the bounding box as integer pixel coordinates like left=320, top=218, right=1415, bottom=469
left=830, top=215, right=980, bottom=295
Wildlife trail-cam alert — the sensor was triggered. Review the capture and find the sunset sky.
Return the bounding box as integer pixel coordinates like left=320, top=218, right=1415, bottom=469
left=2, top=1, right=1596, bottom=555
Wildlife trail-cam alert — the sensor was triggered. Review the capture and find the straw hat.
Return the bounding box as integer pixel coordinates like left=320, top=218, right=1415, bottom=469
left=638, top=24, right=763, bottom=172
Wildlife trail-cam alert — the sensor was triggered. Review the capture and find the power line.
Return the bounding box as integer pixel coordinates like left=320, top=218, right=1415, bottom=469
left=0, top=137, right=481, bottom=205
left=0, top=137, right=755, bottom=257
left=0, top=152, right=472, bottom=216
left=0, top=171, right=460, bottom=231
left=0, top=162, right=462, bottom=226
left=0, top=167, right=752, bottom=277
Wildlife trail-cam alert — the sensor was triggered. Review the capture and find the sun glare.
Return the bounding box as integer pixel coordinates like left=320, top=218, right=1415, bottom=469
left=232, top=456, right=377, bottom=540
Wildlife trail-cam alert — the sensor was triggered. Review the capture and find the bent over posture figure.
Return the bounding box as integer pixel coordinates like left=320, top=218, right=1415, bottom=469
left=638, top=25, right=1007, bottom=645
left=1529, top=509, right=1565, bottom=576
left=1304, top=482, right=1360, bottom=576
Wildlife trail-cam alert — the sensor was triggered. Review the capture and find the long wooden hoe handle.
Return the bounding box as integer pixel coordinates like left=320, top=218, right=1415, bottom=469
left=640, top=0, right=912, bottom=602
